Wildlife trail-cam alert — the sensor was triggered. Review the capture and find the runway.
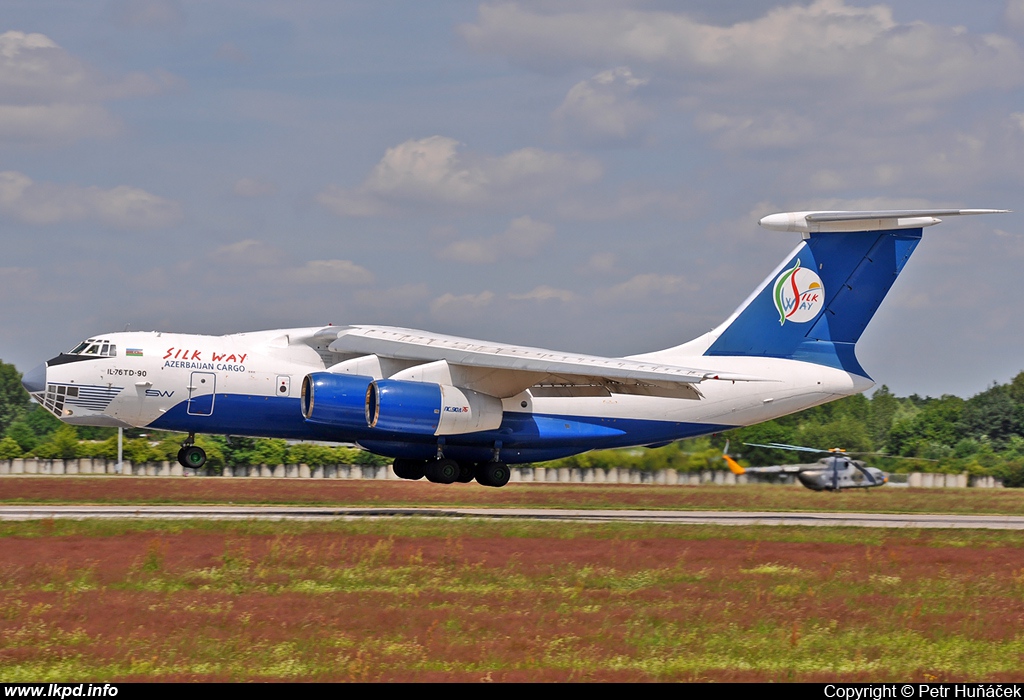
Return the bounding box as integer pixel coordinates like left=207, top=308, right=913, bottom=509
left=3, top=504, right=1024, bottom=529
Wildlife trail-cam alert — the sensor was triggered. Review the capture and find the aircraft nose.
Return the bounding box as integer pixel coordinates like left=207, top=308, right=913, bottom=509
left=21, top=363, right=46, bottom=394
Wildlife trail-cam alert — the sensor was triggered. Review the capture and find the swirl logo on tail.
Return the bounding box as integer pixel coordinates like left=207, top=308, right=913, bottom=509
left=773, top=259, right=824, bottom=325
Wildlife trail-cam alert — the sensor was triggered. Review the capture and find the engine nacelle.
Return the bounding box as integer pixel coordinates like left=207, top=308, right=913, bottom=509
left=301, top=372, right=374, bottom=428
left=366, top=380, right=504, bottom=436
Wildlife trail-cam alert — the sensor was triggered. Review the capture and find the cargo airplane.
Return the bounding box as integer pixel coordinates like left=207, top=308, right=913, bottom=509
left=21, top=209, right=1006, bottom=487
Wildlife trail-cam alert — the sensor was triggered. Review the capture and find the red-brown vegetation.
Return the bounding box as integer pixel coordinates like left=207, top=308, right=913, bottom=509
left=4, top=477, right=1024, bottom=515
left=3, top=520, right=1024, bottom=681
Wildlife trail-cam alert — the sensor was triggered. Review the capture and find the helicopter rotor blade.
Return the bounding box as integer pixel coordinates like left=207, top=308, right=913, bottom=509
left=742, top=442, right=938, bottom=462
left=850, top=460, right=879, bottom=486
left=742, top=442, right=832, bottom=454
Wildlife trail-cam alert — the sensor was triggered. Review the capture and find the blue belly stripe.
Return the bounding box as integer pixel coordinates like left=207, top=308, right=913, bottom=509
left=147, top=393, right=734, bottom=463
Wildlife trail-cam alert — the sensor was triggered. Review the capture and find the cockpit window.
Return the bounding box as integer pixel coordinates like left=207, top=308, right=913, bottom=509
left=67, top=339, right=117, bottom=357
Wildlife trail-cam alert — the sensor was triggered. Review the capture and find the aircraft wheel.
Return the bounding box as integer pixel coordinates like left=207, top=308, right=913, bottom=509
left=181, top=446, right=207, bottom=470
left=475, top=461, right=510, bottom=488
left=455, top=462, right=475, bottom=483
left=425, top=458, right=459, bottom=484
left=393, top=458, right=426, bottom=480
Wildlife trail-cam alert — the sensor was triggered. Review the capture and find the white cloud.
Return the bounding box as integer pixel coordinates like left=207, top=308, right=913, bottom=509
left=0, top=104, right=119, bottom=143
left=0, top=30, right=179, bottom=143
left=429, top=290, right=495, bottom=317
left=597, top=273, right=697, bottom=304
left=211, top=239, right=281, bottom=266
left=694, top=110, right=813, bottom=151
left=461, top=1, right=1024, bottom=102
left=0, top=171, right=183, bottom=229
left=553, top=67, right=652, bottom=144
left=809, top=169, right=848, bottom=191
left=508, top=285, right=576, bottom=303
left=317, top=136, right=601, bottom=216
left=287, top=259, right=375, bottom=286
left=210, top=239, right=374, bottom=285
left=232, top=177, right=277, bottom=198
left=438, top=216, right=555, bottom=264
left=578, top=252, right=618, bottom=275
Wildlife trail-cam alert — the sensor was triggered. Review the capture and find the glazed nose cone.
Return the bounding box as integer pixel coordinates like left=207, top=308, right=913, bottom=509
left=21, top=363, right=45, bottom=394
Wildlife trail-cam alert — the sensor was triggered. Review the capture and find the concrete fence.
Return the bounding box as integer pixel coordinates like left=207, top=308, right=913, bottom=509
left=0, top=457, right=1005, bottom=487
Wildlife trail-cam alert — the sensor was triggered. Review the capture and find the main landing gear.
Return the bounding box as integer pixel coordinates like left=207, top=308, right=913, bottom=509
left=392, top=457, right=510, bottom=488
left=177, top=432, right=207, bottom=470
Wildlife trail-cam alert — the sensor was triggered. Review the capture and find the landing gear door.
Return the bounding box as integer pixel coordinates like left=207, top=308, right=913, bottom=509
left=187, top=372, right=216, bottom=416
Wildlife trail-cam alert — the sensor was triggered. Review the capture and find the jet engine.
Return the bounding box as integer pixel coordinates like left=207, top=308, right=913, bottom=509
left=301, top=372, right=374, bottom=428
left=365, top=379, right=504, bottom=436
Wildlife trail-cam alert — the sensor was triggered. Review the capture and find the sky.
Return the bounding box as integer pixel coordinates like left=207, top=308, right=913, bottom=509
left=1, top=0, right=1023, bottom=399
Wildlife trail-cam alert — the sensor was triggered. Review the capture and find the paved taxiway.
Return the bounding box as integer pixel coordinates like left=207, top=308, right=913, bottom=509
left=2, top=505, right=1024, bottom=529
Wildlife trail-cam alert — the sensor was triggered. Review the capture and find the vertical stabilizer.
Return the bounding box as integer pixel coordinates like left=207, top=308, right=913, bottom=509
left=692, top=209, right=1006, bottom=377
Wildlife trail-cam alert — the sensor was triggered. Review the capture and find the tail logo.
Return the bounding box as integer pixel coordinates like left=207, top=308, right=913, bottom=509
left=773, top=259, right=824, bottom=325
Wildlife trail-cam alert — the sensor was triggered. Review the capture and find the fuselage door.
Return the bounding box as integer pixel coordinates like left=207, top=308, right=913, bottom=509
left=187, top=372, right=216, bottom=416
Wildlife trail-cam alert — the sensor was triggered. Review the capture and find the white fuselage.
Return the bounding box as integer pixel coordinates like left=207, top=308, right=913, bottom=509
left=32, top=325, right=871, bottom=464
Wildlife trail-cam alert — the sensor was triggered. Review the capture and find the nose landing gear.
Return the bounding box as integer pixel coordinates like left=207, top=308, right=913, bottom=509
left=177, top=433, right=207, bottom=470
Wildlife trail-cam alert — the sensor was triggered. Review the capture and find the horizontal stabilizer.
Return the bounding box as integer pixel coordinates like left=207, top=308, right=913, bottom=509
left=760, top=209, right=1009, bottom=234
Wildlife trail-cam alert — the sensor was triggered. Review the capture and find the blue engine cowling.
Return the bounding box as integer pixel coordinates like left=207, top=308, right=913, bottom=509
left=366, top=379, right=504, bottom=436
left=301, top=373, right=374, bottom=428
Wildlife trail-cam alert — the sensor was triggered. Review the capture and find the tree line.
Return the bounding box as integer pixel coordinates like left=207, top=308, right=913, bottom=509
left=3, top=359, right=1023, bottom=483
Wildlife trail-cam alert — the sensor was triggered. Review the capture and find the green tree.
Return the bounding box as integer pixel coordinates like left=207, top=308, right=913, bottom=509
left=79, top=436, right=118, bottom=461
left=0, top=361, right=31, bottom=435
left=5, top=420, right=38, bottom=452
left=23, top=406, right=61, bottom=441
left=251, top=439, right=288, bottom=466
left=33, top=424, right=80, bottom=459
left=794, top=416, right=873, bottom=453
left=960, top=385, right=1017, bottom=449
left=870, top=385, right=899, bottom=449
left=0, top=436, right=23, bottom=459
left=193, top=435, right=224, bottom=469
left=724, top=421, right=797, bottom=465
left=887, top=395, right=965, bottom=456
left=122, top=438, right=163, bottom=464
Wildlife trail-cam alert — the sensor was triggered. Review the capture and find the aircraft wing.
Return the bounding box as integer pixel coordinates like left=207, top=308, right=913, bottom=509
left=315, top=325, right=766, bottom=400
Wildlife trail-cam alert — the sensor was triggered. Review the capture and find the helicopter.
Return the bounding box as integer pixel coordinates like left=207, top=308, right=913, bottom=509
left=721, top=441, right=888, bottom=491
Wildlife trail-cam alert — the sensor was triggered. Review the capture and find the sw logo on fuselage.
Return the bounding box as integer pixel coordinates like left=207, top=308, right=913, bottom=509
left=773, top=259, right=824, bottom=325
